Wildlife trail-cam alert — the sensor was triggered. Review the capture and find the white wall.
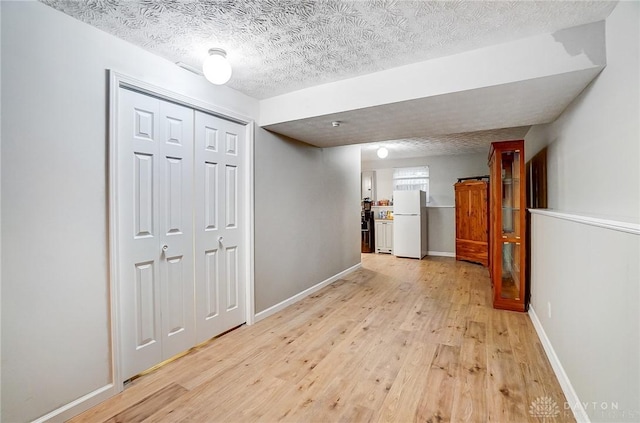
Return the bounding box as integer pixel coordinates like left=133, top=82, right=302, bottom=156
left=526, top=1, right=640, bottom=420
left=0, top=1, right=3, bottom=413
left=527, top=6, right=639, bottom=223
left=254, top=128, right=361, bottom=313
left=363, top=152, right=488, bottom=254
left=1, top=2, right=258, bottom=422
left=363, top=153, right=489, bottom=206
left=530, top=213, right=639, bottom=422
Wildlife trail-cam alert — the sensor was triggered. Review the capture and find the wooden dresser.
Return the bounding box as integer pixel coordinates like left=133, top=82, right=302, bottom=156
left=454, top=179, right=489, bottom=266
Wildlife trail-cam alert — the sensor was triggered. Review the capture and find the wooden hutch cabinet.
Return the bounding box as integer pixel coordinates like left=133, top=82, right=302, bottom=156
left=488, top=140, right=527, bottom=312
left=454, top=179, right=489, bottom=266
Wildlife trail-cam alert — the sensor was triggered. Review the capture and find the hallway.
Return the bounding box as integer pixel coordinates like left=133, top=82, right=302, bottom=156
left=71, top=254, right=572, bottom=422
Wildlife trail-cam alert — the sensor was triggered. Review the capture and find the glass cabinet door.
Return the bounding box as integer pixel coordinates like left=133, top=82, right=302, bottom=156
left=500, top=149, right=522, bottom=300
left=500, top=241, right=521, bottom=300
left=501, top=150, right=521, bottom=239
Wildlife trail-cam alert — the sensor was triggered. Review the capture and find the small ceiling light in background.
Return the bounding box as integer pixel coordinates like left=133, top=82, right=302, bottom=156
left=203, top=48, right=232, bottom=85
left=377, top=147, right=389, bottom=159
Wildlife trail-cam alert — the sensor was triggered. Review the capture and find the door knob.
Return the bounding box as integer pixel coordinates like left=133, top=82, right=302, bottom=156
left=162, top=244, right=169, bottom=252
left=218, top=236, right=223, bottom=244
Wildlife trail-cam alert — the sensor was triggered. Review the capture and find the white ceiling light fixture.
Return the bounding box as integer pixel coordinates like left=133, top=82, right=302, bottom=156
left=202, top=48, right=232, bottom=85
left=377, top=147, right=389, bottom=159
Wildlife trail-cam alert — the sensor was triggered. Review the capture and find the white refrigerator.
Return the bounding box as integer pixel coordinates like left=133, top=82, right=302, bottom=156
left=393, top=190, right=428, bottom=259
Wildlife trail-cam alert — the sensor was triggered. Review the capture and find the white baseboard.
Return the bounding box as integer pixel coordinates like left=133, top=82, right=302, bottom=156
left=427, top=251, right=455, bottom=257
left=529, top=306, right=590, bottom=423
left=254, top=262, right=362, bottom=323
left=32, top=384, right=116, bottom=423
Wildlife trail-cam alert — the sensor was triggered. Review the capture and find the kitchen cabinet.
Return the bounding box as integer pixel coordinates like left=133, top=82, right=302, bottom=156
left=488, top=140, right=527, bottom=312
left=361, top=171, right=376, bottom=201
left=375, top=220, right=393, bottom=253
left=454, top=179, right=488, bottom=266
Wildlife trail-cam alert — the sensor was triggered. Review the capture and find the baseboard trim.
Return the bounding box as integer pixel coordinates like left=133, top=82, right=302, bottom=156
left=529, top=306, right=590, bottom=423
left=427, top=251, right=455, bottom=257
left=32, top=384, right=116, bottom=423
left=254, top=262, right=362, bottom=323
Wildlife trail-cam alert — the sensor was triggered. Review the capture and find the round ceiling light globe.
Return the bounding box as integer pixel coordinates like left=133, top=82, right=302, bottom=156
left=377, top=147, right=389, bottom=159
left=203, top=50, right=232, bottom=85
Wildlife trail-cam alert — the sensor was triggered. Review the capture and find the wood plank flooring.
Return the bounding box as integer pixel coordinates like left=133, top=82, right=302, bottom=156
left=70, top=254, right=574, bottom=422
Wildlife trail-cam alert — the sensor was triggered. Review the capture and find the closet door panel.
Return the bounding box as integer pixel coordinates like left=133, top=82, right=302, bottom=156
left=158, top=100, right=195, bottom=361
left=194, top=112, right=246, bottom=342
left=118, top=89, right=163, bottom=379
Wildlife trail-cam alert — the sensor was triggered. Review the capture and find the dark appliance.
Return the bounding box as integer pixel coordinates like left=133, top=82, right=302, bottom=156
left=361, top=200, right=375, bottom=253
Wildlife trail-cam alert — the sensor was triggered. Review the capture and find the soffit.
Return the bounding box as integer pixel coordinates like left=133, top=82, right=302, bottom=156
left=264, top=67, right=600, bottom=151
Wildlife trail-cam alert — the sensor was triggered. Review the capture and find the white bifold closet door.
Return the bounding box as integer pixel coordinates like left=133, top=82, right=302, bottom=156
left=194, top=111, right=245, bottom=344
left=118, top=88, right=195, bottom=380
left=117, top=88, right=246, bottom=381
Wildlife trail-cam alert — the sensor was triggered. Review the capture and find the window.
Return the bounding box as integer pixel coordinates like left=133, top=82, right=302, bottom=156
left=393, top=166, right=429, bottom=201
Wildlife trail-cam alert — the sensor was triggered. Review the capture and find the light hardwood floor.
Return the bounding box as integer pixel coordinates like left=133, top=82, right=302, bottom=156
left=70, top=254, right=574, bottom=422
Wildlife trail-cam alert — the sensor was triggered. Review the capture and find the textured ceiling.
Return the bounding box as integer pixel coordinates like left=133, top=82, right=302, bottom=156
left=40, top=0, right=615, bottom=159
left=360, top=127, right=531, bottom=162
left=40, top=0, right=616, bottom=100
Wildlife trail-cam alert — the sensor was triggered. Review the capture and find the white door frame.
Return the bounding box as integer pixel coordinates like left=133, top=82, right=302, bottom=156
left=108, top=70, right=255, bottom=391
